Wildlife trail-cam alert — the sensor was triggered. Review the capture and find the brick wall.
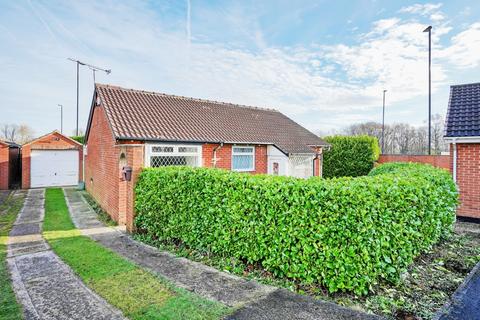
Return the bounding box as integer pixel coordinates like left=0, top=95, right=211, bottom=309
left=124, top=144, right=144, bottom=231
left=85, top=105, right=121, bottom=222
left=21, top=132, right=83, bottom=189
left=202, top=143, right=268, bottom=174
left=0, top=144, right=8, bottom=190
left=378, top=154, right=450, bottom=171
left=454, top=143, right=480, bottom=218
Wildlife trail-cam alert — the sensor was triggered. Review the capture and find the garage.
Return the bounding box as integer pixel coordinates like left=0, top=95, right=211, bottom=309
left=31, top=150, right=79, bottom=188
left=22, top=131, right=83, bottom=189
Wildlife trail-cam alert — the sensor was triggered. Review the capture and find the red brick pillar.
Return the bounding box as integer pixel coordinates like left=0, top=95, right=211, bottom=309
left=456, top=143, right=480, bottom=218
left=125, top=145, right=144, bottom=232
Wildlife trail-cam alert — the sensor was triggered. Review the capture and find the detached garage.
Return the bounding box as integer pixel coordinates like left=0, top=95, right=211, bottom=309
left=22, top=131, right=83, bottom=189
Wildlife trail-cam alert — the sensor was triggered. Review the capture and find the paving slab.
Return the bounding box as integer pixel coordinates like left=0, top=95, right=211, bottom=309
left=64, top=188, right=275, bottom=307
left=64, top=188, right=381, bottom=319
left=226, top=288, right=380, bottom=320
left=6, top=189, right=126, bottom=320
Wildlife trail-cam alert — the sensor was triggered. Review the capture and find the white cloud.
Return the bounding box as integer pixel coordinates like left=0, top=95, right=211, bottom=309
left=399, top=3, right=443, bottom=15
left=0, top=1, right=479, bottom=135
left=439, top=23, right=480, bottom=68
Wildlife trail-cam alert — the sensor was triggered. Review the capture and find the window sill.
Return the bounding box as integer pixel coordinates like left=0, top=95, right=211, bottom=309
left=232, top=169, right=255, bottom=172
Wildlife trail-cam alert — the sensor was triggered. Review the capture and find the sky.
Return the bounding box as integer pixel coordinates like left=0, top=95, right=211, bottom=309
left=1, top=0, right=479, bottom=137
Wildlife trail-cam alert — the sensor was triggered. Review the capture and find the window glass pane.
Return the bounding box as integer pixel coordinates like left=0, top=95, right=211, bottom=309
left=232, top=155, right=253, bottom=170
left=152, top=146, right=173, bottom=153
left=150, top=156, right=198, bottom=167
left=233, top=147, right=253, bottom=154
left=178, top=146, right=198, bottom=153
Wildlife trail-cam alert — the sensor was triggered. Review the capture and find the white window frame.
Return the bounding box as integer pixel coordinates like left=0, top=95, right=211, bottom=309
left=145, top=143, right=203, bottom=167
left=231, top=145, right=255, bottom=172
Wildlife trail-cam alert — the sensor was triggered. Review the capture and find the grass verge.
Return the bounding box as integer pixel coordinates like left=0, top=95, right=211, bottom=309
left=44, top=188, right=231, bottom=320
left=80, top=191, right=117, bottom=227
left=0, top=191, right=25, bottom=320
left=135, top=227, right=480, bottom=320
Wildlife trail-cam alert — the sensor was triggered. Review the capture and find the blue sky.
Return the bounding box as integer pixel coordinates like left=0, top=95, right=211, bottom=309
left=1, top=0, right=479, bottom=136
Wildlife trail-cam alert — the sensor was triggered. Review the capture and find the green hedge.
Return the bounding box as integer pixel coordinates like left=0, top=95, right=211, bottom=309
left=134, top=163, right=457, bottom=295
left=70, top=135, right=85, bottom=144
left=323, top=135, right=380, bottom=178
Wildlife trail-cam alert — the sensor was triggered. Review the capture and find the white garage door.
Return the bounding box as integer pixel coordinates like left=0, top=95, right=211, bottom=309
left=31, top=150, right=79, bottom=188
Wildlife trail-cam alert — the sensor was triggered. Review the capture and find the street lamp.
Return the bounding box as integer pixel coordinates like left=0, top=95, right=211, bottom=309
left=423, top=25, right=432, bottom=155
left=382, top=90, right=387, bottom=153
left=58, top=104, right=63, bottom=134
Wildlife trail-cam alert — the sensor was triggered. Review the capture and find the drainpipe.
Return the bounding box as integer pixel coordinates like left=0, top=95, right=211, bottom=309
left=212, top=142, right=224, bottom=168
left=452, top=139, right=457, bottom=183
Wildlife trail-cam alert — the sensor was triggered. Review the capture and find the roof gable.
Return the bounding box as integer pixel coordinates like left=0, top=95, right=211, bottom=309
left=91, top=84, right=328, bottom=154
left=23, top=131, right=83, bottom=147
left=445, top=82, right=480, bottom=137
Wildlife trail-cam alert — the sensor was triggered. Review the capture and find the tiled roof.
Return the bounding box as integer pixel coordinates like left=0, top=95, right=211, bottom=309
left=0, top=140, right=20, bottom=147
left=91, top=84, right=328, bottom=154
left=445, top=82, right=480, bottom=137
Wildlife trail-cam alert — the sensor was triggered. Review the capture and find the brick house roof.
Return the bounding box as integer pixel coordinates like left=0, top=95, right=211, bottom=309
left=445, top=82, right=480, bottom=137
left=0, top=140, right=20, bottom=148
left=87, top=84, right=328, bottom=154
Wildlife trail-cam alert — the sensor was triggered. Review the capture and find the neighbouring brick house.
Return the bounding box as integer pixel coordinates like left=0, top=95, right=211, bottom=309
left=85, top=84, right=329, bottom=229
left=0, top=140, right=20, bottom=190
left=444, top=82, right=480, bottom=219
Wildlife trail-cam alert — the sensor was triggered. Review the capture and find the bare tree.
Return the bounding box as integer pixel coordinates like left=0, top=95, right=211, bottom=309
left=338, top=114, right=447, bottom=155
left=0, top=123, right=35, bottom=144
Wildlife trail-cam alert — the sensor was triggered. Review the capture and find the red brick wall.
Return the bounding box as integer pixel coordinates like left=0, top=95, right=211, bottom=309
left=21, top=132, right=83, bottom=189
left=454, top=144, right=480, bottom=218
left=124, top=145, right=144, bottom=231
left=85, top=105, right=121, bottom=222
left=378, top=154, right=450, bottom=171
left=202, top=143, right=267, bottom=174
left=0, top=144, right=8, bottom=190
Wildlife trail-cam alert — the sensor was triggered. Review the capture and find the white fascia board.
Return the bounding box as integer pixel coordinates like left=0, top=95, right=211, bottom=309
left=444, top=136, right=480, bottom=143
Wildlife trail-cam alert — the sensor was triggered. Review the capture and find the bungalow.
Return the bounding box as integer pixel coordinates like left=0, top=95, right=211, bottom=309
left=444, top=82, right=480, bottom=219
left=84, top=84, right=329, bottom=228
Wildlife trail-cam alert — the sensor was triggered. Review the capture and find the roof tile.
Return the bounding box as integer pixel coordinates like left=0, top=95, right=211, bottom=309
left=93, top=84, right=327, bottom=154
left=445, top=82, right=480, bottom=137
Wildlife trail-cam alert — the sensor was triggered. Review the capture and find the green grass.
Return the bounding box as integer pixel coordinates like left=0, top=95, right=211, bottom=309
left=44, top=188, right=230, bottom=320
left=0, top=191, right=25, bottom=320
left=81, top=191, right=117, bottom=227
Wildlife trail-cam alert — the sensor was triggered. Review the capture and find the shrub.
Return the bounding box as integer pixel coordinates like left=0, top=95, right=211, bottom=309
left=70, top=135, right=84, bottom=144
left=134, top=163, right=457, bottom=295
left=323, top=135, right=380, bottom=178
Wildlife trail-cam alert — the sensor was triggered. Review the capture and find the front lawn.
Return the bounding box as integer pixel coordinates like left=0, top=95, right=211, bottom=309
left=43, top=188, right=231, bottom=320
left=0, top=191, right=24, bottom=320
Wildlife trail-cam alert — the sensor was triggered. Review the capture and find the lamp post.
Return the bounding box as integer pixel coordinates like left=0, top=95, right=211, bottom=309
left=382, top=89, right=387, bottom=153
left=58, top=104, right=63, bottom=134
left=423, top=25, right=432, bottom=155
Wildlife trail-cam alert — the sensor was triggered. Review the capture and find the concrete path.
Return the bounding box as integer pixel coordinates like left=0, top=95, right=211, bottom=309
left=7, top=189, right=125, bottom=320
left=64, top=188, right=380, bottom=319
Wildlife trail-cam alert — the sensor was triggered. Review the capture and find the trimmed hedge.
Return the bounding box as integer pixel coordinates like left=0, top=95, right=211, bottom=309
left=134, top=163, right=457, bottom=295
left=323, top=135, right=380, bottom=178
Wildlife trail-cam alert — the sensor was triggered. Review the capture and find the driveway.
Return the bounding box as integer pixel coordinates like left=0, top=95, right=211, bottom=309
left=7, top=189, right=125, bottom=320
